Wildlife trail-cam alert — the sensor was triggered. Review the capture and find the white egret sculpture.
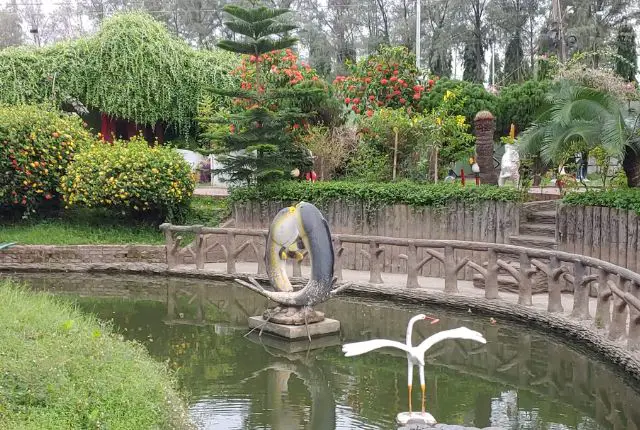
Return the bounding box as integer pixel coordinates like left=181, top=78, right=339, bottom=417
left=342, top=314, right=486, bottom=423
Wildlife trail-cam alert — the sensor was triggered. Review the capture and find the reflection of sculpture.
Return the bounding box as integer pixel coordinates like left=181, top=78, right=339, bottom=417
left=235, top=201, right=348, bottom=337
left=498, top=144, right=520, bottom=187
left=244, top=333, right=337, bottom=430
left=342, top=314, right=486, bottom=425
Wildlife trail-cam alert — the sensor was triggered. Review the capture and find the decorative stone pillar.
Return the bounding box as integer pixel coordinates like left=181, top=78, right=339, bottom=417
left=474, top=110, right=498, bottom=185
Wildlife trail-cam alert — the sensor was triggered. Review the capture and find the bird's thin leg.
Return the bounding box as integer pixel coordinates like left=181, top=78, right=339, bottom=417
left=419, top=365, right=426, bottom=414
left=407, top=361, right=414, bottom=414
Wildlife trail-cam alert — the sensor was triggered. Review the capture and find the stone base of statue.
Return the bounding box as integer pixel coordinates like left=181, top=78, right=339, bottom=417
left=245, top=330, right=341, bottom=353
left=248, top=314, right=340, bottom=340
left=396, top=412, right=437, bottom=428
left=262, top=306, right=325, bottom=325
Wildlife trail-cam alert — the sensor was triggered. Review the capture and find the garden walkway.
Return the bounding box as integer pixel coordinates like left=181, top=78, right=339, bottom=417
left=173, top=261, right=596, bottom=321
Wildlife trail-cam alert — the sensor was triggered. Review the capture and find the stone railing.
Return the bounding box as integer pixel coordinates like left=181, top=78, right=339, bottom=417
left=159, top=224, right=640, bottom=350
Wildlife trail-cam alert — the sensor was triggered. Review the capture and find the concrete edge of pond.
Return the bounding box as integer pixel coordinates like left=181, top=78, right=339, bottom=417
left=2, top=261, right=640, bottom=383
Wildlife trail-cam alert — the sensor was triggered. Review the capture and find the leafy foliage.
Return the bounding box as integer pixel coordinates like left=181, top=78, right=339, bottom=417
left=298, top=125, right=358, bottom=180
left=0, top=279, right=193, bottom=429
left=229, top=180, right=522, bottom=207
left=495, top=80, right=551, bottom=136
left=518, top=80, right=633, bottom=166
left=412, top=91, right=475, bottom=179
left=206, top=4, right=325, bottom=185
left=61, top=136, right=194, bottom=223
left=0, top=13, right=240, bottom=133
left=0, top=104, right=96, bottom=217
left=419, top=78, right=497, bottom=130
left=563, top=189, right=640, bottom=214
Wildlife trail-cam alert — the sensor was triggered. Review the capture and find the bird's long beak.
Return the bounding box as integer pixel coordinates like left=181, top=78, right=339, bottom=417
left=423, top=315, right=440, bottom=325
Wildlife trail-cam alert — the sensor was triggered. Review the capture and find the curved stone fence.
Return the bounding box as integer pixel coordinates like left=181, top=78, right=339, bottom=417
left=160, top=223, right=640, bottom=351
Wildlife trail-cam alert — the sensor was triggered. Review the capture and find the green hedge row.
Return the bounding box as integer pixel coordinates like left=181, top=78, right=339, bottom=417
left=229, top=180, right=522, bottom=207
left=563, top=189, right=640, bottom=214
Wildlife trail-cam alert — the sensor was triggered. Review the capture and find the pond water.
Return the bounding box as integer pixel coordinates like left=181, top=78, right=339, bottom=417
left=4, top=271, right=640, bottom=430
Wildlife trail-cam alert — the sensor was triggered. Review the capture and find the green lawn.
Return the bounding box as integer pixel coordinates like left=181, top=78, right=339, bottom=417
left=0, top=279, right=194, bottom=429
left=0, top=196, right=230, bottom=246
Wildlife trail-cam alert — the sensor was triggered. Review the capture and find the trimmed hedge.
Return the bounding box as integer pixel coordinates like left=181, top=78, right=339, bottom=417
left=229, top=180, right=522, bottom=207
left=61, top=136, right=195, bottom=223
left=563, top=189, right=640, bottom=214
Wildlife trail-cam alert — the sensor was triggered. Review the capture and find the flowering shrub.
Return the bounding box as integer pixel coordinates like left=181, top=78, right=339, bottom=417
left=229, top=48, right=328, bottom=128
left=61, top=136, right=194, bottom=222
left=0, top=104, right=95, bottom=216
left=332, top=46, right=435, bottom=115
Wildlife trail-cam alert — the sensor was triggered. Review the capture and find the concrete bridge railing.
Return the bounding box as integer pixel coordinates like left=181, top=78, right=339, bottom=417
left=159, top=224, right=640, bottom=351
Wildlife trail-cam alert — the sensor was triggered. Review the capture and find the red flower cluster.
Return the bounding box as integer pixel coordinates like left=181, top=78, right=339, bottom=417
left=332, top=56, right=438, bottom=115
left=228, top=49, right=324, bottom=136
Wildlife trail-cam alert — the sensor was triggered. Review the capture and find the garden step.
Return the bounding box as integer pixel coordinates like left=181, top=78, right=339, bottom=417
left=525, top=210, right=557, bottom=225
left=523, top=200, right=557, bottom=212
left=509, top=234, right=557, bottom=249
left=519, top=223, right=556, bottom=237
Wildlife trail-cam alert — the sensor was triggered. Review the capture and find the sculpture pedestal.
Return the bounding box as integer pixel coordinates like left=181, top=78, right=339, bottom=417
left=245, top=330, right=341, bottom=353
left=248, top=316, right=340, bottom=340
left=396, top=412, right=437, bottom=428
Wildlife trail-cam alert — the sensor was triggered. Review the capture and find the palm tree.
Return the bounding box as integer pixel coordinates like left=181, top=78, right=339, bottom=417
left=519, top=80, right=640, bottom=187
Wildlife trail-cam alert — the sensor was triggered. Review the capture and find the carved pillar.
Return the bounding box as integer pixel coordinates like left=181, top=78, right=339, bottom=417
left=473, top=111, right=498, bottom=185
left=570, top=261, right=591, bottom=319
left=484, top=248, right=499, bottom=299
left=193, top=225, right=204, bottom=270
left=595, top=269, right=612, bottom=329
left=226, top=231, right=237, bottom=274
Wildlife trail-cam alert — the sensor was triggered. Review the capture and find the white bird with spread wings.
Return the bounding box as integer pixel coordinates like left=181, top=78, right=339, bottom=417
left=342, top=314, right=486, bottom=415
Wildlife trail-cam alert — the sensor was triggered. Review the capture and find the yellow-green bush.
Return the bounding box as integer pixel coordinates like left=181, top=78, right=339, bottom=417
left=0, top=104, right=96, bottom=216
left=61, top=137, right=195, bottom=222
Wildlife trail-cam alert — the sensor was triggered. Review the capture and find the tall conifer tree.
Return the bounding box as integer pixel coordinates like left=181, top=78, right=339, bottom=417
left=209, top=4, right=322, bottom=185
left=615, top=24, right=637, bottom=82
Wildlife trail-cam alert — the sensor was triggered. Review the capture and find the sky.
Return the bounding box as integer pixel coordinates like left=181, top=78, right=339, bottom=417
left=1, top=0, right=639, bottom=83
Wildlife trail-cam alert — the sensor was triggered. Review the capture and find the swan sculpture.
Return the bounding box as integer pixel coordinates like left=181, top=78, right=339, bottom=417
left=342, top=314, right=486, bottom=417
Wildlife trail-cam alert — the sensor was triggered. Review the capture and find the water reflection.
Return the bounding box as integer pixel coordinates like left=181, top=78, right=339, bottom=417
left=6, top=271, right=640, bottom=430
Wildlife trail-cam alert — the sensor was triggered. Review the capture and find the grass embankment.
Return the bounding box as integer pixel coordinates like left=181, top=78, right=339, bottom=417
left=0, top=279, right=194, bottom=429
left=0, top=196, right=229, bottom=245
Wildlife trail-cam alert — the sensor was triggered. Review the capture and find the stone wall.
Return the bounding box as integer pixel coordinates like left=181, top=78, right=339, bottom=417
left=0, top=245, right=166, bottom=265
left=233, top=200, right=520, bottom=280
left=557, top=205, right=639, bottom=273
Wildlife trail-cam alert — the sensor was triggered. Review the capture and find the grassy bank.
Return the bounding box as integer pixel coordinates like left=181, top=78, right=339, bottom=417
left=0, top=278, right=193, bottom=429
left=0, top=196, right=229, bottom=245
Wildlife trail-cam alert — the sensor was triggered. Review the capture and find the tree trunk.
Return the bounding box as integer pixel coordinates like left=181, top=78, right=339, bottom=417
left=474, top=111, right=498, bottom=185
left=623, top=145, right=640, bottom=187
left=393, top=129, right=399, bottom=180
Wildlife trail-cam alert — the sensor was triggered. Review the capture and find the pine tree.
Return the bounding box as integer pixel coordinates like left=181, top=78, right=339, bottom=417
left=208, top=4, right=323, bottom=185
left=462, top=42, right=482, bottom=83
left=615, top=24, right=637, bottom=82
left=502, top=34, right=527, bottom=84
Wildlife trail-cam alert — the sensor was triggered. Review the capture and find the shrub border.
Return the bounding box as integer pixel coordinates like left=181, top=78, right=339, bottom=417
left=229, top=181, right=524, bottom=208
left=563, top=189, right=640, bottom=214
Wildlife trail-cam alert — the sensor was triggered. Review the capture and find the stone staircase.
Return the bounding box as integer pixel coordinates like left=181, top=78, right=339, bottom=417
left=509, top=200, right=558, bottom=250
left=473, top=200, right=559, bottom=292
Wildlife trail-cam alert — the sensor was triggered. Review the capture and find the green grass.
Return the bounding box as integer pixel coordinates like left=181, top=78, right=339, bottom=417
left=0, top=196, right=230, bottom=245
left=0, top=279, right=194, bottom=429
